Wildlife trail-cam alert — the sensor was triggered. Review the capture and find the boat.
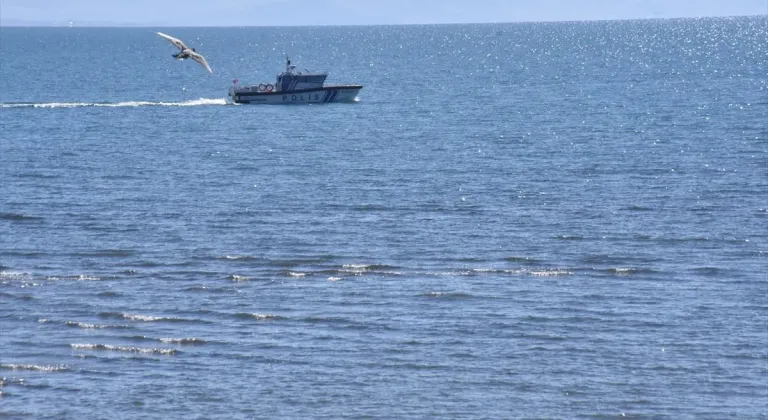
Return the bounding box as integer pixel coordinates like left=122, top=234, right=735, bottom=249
left=228, top=57, right=363, bottom=104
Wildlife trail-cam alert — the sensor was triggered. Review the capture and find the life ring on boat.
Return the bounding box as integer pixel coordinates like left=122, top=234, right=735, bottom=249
left=258, top=83, right=267, bottom=92
left=265, top=84, right=274, bottom=92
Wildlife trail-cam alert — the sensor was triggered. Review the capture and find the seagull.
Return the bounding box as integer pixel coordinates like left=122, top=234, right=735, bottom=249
left=157, top=32, right=213, bottom=74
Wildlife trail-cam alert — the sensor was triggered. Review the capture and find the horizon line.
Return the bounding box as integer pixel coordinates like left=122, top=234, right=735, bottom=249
left=0, top=13, right=764, bottom=29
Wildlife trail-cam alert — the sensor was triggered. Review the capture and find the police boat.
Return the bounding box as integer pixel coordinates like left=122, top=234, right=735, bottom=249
left=228, top=57, right=363, bottom=104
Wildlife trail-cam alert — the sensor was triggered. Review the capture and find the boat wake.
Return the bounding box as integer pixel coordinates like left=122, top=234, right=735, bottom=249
left=0, top=98, right=230, bottom=109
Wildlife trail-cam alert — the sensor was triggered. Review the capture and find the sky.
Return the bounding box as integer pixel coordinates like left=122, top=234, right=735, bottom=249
left=0, top=0, right=765, bottom=26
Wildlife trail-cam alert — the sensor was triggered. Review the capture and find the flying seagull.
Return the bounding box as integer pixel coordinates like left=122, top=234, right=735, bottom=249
left=157, top=32, right=213, bottom=74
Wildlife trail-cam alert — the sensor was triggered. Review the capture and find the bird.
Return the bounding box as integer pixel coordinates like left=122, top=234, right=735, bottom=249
left=157, top=32, right=213, bottom=74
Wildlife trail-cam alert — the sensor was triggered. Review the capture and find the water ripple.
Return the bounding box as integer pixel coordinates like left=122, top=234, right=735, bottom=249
left=70, top=344, right=179, bottom=355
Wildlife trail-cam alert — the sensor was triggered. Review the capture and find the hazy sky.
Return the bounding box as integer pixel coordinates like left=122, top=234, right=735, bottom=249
left=0, top=0, right=765, bottom=26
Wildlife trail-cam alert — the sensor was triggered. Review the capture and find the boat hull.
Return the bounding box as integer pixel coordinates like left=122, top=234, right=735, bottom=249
left=229, top=85, right=362, bottom=105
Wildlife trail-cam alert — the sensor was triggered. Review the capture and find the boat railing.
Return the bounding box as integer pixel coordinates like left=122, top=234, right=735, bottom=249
left=231, top=83, right=274, bottom=93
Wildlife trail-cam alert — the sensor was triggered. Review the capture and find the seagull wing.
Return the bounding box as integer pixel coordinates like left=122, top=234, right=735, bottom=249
left=157, top=32, right=188, bottom=51
left=189, top=50, right=213, bottom=73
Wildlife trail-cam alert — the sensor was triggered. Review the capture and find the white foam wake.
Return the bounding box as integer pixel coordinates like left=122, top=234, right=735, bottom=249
left=0, top=98, right=229, bottom=109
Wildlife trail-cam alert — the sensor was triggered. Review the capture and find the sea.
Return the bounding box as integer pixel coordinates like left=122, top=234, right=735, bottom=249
left=0, top=16, right=766, bottom=419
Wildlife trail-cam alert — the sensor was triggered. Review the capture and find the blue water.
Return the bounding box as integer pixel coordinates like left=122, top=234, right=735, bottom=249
left=1, top=17, right=767, bottom=419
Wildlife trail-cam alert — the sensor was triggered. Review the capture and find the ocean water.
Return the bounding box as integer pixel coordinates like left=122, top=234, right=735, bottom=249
left=0, top=17, right=766, bottom=419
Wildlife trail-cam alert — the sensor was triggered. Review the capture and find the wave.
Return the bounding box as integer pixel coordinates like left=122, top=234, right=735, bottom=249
left=555, top=235, right=584, bottom=241
left=419, top=267, right=572, bottom=277
left=0, top=270, right=31, bottom=280
left=67, top=249, right=136, bottom=258
left=234, top=312, right=286, bottom=321
left=528, top=269, right=575, bottom=276
left=97, top=312, right=201, bottom=323
left=39, top=318, right=131, bottom=330
left=158, top=337, right=208, bottom=345
left=313, top=266, right=404, bottom=278
left=70, top=343, right=178, bottom=355
left=341, top=263, right=398, bottom=272
left=0, top=98, right=229, bottom=109
left=65, top=321, right=110, bottom=329
left=0, top=291, right=34, bottom=300
left=691, top=266, right=724, bottom=275
left=606, top=267, right=659, bottom=275
left=126, top=336, right=208, bottom=345
left=0, top=363, right=71, bottom=372
left=0, top=212, right=44, bottom=222
left=265, top=255, right=336, bottom=266
left=298, top=316, right=386, bottom=330
left=471, top=268, right=524, bottom=275
left=286, top=271, right=307, bottom=278
left=421, top=291, right=474, bottom=299
left=121, top=314, right=182, bottom=322
left=317, top=265, right=575, bottom=279
left=504, top=256, right=542, bottom=264
left=45, top=274, right=103, bottom=281
left=588, top=267, right=660, bottom=276
left=218, top=255, right=262, bottom=261
left=624, top=205, right=655, bottom=211
left=183, top=285, right=234, bottom=293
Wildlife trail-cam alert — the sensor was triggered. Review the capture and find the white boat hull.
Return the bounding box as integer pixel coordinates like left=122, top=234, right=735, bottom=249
left=229, top=85, right=362, bottom=105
